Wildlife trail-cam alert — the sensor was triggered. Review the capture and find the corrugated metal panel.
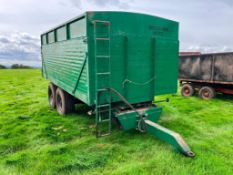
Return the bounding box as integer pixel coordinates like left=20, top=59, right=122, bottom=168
left=42, top=37, right=88, bottom=103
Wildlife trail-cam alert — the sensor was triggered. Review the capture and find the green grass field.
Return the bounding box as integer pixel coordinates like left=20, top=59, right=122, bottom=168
left=0, top=69, right=233, bottom=175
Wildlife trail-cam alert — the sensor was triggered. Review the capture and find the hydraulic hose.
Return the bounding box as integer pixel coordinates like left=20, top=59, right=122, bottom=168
left=107, top=88, right=145, bottom=132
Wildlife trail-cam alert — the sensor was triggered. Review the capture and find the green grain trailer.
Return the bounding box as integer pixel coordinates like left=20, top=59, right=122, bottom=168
left=41, top=11, right=194, bottom=157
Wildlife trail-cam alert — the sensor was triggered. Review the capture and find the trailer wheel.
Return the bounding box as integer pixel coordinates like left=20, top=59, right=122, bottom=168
left=55, top=88, right=75, bottom=115
left=181, top=84, right=194, bottom=97
left=48, top=83, right=56, bottom=109
left=199, top=86, right=215, bottom=100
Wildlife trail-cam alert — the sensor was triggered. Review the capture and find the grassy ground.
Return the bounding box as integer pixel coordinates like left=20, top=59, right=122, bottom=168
left=0, top=69, right=233, bottom=175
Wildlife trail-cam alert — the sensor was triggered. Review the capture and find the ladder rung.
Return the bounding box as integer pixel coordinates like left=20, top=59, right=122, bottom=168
left=96, top=55, right=110, bottom=58
left=98, top=104, right=110, bottom=108
left=98, top=119, right=110, bottom=123
left=97, top=72, right=111, bottom=75
left=99, top=133, right=111, bottom=137
left=94, top=20, right=110, bottom=24
left=96, top=38, right=110, bottom=41
left=98, top=88, right=109, bottom=92
left=97, top=132, right=111, bottom=138
left=101, top=133, right=111, bottom=137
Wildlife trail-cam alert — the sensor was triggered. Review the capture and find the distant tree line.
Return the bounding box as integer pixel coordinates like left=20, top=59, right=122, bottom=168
left=0, top=64, right=33, bottom=69
left=11, top=64, right=32, bottom=69
left=0, top=64, right=6, bottom=69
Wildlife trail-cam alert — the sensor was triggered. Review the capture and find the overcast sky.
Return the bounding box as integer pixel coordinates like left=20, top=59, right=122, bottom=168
left=0, top=0, right=233, bottom=67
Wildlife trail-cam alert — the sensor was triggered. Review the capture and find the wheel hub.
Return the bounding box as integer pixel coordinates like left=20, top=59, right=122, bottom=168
left=184, top=88, right=190, bottom=94
left=49, top=94, right=54, bottom=105
left=204, top=91, right=210, bottom=98
left=57, top=95, right=63, bottom=112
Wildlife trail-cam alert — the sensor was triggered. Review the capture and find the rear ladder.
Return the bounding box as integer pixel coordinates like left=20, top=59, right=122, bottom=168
left=93, top=20, right=112, bottom=137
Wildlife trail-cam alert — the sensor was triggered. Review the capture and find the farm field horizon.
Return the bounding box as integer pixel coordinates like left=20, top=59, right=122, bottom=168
left=0, top=69, right=233, bottom=175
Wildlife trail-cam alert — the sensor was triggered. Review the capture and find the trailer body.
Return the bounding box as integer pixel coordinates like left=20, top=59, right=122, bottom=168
left=41, top=11, right=194, bottom=157
left=41, top=11, right=179, bottom=106
left=179, top=52, right=233, bottom=98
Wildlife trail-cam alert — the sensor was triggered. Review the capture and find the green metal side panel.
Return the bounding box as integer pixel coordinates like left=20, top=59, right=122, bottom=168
left=41, top=16, right=89, bottom=104
left=154, top=38, right=179, bottom=95
left=86, top=12, right=179, bottom=105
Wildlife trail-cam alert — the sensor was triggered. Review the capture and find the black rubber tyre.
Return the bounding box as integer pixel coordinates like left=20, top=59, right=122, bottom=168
left=181, top=84, right=194, bottom=97
left=48, top=83, right=56, bottom=109
left=198, top=86, right=216, bottom=100
left=55, top=88, right=75, bottom=115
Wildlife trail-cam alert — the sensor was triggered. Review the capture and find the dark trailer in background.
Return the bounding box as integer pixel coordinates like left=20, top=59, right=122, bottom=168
left=179, top=52, right=233, bottom=99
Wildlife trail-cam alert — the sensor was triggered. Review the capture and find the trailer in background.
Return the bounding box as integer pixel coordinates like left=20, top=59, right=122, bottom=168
left=179, top=52, right=233, bottom=99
